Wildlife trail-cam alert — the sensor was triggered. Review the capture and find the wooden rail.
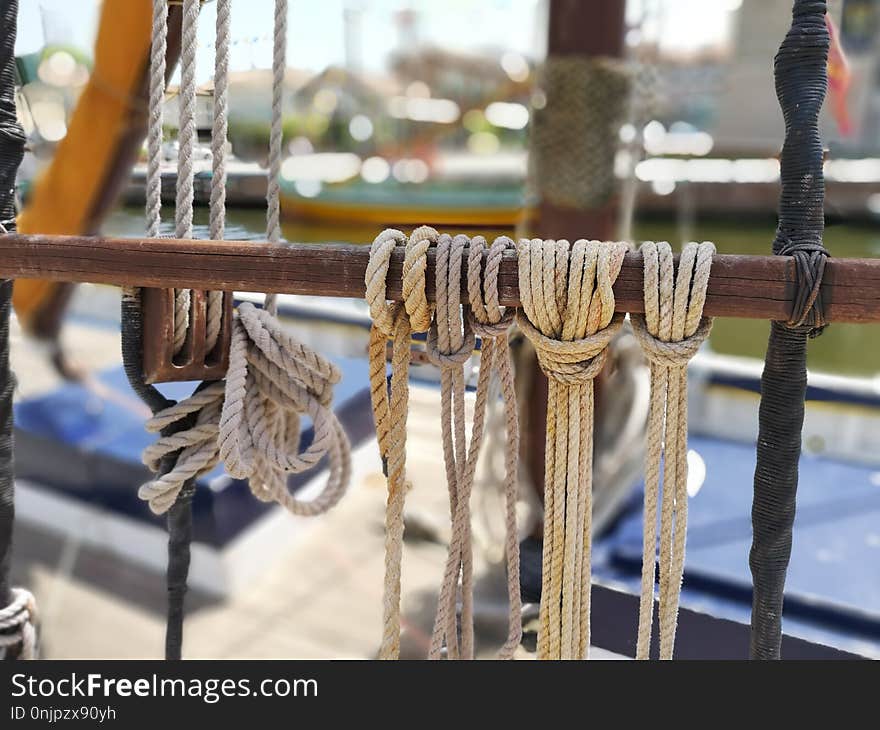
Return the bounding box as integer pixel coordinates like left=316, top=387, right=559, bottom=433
left=1, top=233, right=879, bottom=323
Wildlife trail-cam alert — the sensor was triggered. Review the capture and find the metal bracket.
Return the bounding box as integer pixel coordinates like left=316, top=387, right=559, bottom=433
left=141, top=288, right=232, bottom=383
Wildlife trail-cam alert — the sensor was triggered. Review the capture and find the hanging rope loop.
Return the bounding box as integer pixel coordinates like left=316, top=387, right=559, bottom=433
left=0, top=588, right=38, bottom=659
left=516, top=237, right=628, bottom=660
left=630, top=240, right=714, bottom=660
left=517, top=314, right=623, bottom=384
left=465, top=234, right=522, bottom=659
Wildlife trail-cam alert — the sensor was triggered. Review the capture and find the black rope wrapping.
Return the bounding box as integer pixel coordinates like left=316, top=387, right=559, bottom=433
left=121, top=293, right=207, bottom=661
left=0, top=0, right=25, bottom=659
left=749, top=0, right=829, bottom=660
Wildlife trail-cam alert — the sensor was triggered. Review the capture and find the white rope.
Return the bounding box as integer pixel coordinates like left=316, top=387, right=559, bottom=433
left=630, top=240, right=714, bottom=660
left=138, top=305, right=351, bottom=516
left=138, top=0, right=350, bottom=522
left=172, top=0, right=200, bottom=355
left=264, top=0, right=287, bottom=316
left=206, top=0, right=231, bottom=352
left=147, top=0, right=168, bottom=239
left=0, top=588, right=38, bottom=660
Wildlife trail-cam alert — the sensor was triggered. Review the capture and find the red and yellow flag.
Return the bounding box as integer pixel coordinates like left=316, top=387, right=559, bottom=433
left=826, top=13, right=854, bottom=137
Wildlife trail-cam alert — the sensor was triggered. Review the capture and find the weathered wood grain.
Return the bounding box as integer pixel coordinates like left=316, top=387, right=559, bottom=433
left=0, top=234, right=878, bottom=323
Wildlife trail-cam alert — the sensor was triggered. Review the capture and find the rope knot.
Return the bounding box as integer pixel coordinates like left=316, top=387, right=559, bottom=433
left=468, top=309, right=515, bottom=339
left=467, top=235, right=516, bottom=338
left=0, top=588, right=38, bottom=659
left=630, top=316, right=712, bottom=368
left=517, top=314, right=623, bottom=384
left=139, top=381, right=225, bottom=514
left=402, top=225, right=438, bottom=333
left=516, top=238, right=629, bottom=385
left=776, top=234, right=828, bottom=336
left=218, top=301, right=350, bottom=516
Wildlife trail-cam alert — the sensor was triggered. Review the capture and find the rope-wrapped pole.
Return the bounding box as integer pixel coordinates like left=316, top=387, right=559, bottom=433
left=0, top=0, right=26, bottom=659
left=749, top=0, right=829, bottom=660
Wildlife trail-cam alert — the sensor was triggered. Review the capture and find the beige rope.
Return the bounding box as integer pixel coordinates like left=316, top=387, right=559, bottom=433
left=466, top=235, right=522, bottom=659
left=517, top=238, right=628, bottom=660
left=630, top=240, right=714, bottom=660
left=139, top=306, right=351, bottom=517
left=366, top=226, right=437, bottom=660
left=139, top=0, right=350, bottom=519
left=0, top=588, right=37, bottom=660
left=426, top=233, right=478, bottom=660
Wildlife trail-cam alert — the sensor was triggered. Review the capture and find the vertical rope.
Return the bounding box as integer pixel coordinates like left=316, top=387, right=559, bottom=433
left=466, top=236, right=522, bottom=659
left=147, top=0, right=168, bottom=239
left=630, top=241, right=714, bottom=660
left=426, top=233, right=479, bottom=660
left=264, top=0, right=287, bottom=316
left=365, top=227, right=435, bottom=659
left=171, top=0, right=199, bottom=355
left=749, top=0, right=829, bottom=660
left=206, top=0, right=231, bottom=352
left=517, top=239, right=628, bottom=659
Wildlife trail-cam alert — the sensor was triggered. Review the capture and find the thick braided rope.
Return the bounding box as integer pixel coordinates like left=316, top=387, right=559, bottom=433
left=263, top=0, right=286, bottom=315
left=206, top=0, right=231, bottom=352
left=139, top=382, right=225, bottom=514
left=139, top=306, right=351, bottom=517
left=630, top=241, right=714, bottom=660
left=171, top=0, right=200, bottom=355
left=517, top=239, right=627, bottom=660
left=219, top=303, right=351, bottom=514
left=426, top=234, right=479, bottom=660
left=366, top=227, right=435, bottom=660
left=147, top=0, right=168, bottom=239
left=0, top=588, right=37, bottom=659
left=750, top=0, right=829, bottom=660
left=467, top=235, right=522, bottom=659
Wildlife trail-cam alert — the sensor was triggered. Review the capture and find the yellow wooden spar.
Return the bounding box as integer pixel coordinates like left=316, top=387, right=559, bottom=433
left=14, top=0, right=153, bottom=334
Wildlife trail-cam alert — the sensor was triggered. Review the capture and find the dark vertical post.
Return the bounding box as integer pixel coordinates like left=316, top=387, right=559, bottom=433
left=749, top=0, right=829, bottom=660
left=521, top=0, right=628, bottom=500
left=0, top=0, right=25, bottom=622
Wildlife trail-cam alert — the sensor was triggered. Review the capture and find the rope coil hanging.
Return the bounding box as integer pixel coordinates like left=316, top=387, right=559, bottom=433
left=517, top=238, right=628, bottom=660
left=630, top=240, right=714, bottom=660
left=128, top=0, right=351, bottom=659
left=365, top=225, right=436, bottom=660
left=427, top=233, right=479, bottom=660
left=749, top=0, right=829, bottom=660
left=465, top=235, right=522, bottom=659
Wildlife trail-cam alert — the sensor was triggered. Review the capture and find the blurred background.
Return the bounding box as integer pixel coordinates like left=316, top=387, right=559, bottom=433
left=6, top=0, right=880, bottom=659
left=14, top=0, right=880, bottom=370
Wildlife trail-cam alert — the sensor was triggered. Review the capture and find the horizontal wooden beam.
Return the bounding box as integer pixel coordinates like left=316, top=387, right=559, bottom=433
left=1, top=233, right=879, bottom=323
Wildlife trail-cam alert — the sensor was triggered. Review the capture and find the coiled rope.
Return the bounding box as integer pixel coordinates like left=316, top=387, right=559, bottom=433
left=0, top=589, right=37, bottom=660
left=517, top=238, right=628, bottom=659
left=130, top=0, right=351, bottom=658
left=630, top=241, right=714, bottom=660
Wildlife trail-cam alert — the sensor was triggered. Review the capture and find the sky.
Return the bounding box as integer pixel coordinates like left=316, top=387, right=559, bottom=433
left=15, top=0, right=739, bottom=82
left=15, top=0, right=547, bottom=82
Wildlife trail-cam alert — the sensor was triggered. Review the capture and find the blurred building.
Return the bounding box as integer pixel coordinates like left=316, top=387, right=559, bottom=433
left=712, top=0, right=880, bottom=154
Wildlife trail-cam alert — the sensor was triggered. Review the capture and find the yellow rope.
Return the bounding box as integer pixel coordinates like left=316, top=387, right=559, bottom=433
left=517, top=238, right=628, bottom=659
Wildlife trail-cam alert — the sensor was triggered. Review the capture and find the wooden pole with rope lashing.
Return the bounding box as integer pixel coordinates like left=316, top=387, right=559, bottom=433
left=0, top=233, right=879, bottom=324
